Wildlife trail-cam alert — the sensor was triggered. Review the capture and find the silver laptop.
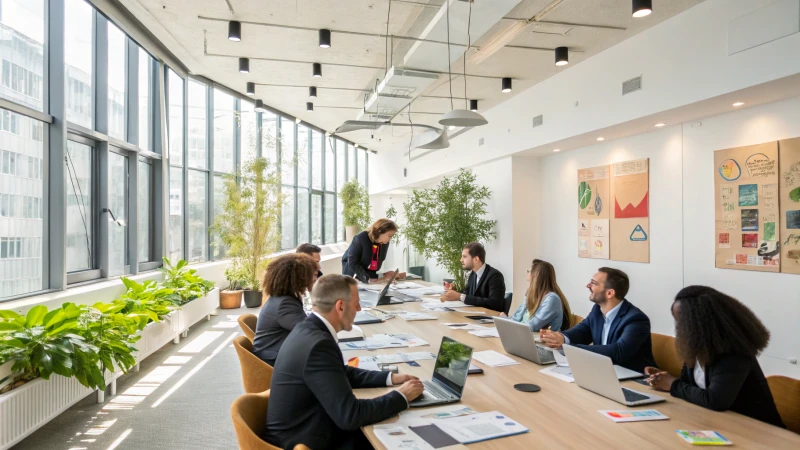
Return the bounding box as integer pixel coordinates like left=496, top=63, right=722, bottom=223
left=563, top=344, right=664, bottom=406
left=409, top=337, right=473, bottom=408
left=494, top=317, right=556, bottom=365
left=358, top=270, right=402, bottom=305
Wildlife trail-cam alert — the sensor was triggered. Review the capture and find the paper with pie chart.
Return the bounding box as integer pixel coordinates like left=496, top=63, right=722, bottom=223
left=577, top=166, right=610, bottom=259
left=610, top=159, right=650, bottom=263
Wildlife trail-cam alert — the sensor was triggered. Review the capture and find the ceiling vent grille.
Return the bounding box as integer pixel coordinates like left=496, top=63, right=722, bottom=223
left=532, top=115, right=543, bottom=128
left=622, top=76, right=642, bottom=95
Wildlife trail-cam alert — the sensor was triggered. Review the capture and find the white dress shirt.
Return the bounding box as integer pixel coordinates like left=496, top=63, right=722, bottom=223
left=460, top=264, right=487, bottom=302
left=693, top=360, right=706, bottom=389
left=312, top=312, right=400, bottom=395
left=563, top=300, right=623, bottom=346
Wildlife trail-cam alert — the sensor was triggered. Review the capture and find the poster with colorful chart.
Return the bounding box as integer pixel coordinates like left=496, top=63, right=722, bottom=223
left=577, top=166, right=610, bottom=259
left=779, top=137, right=800, bottom=274
left=714, top=141, right=780, bottom=272
left=610, top=159, right=649, bottom=263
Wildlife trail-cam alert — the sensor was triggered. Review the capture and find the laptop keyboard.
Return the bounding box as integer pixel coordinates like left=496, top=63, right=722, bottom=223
left=537, top=346, right=555, bottom=363
left=622, top=387, right=650, bottom=403
left=419, top=381, right=450, bottom=400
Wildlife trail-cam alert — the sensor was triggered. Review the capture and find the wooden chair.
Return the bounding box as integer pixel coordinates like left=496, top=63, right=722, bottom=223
left=767, top=375, right=800, bottom=434
left=570, top=314, right=584, bottom=328
left=651, top=333, right=682, bottom=377
left=238, top=314, right=258, bottom=343
left=503, top=292, right=513, bottom=315
left=230, top=390, right=311, bottom=450
left=233, top=336, right=273, bottom=393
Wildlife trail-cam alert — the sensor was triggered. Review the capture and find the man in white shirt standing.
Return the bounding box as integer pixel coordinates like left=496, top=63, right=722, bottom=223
left=265, top=275, right=423, bottom=450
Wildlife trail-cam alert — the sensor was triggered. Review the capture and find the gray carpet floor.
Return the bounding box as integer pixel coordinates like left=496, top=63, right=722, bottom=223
left=13, top=306, right=256, bottom=450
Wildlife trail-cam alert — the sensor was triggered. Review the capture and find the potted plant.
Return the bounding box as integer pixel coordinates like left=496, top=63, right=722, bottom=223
left=212, top=157, right=282, bottom=309
left=403, top=169, right=496, bottom=292
left=220, top=264, right=245, bottom=309
left=340, top=178, right=371, bottom=243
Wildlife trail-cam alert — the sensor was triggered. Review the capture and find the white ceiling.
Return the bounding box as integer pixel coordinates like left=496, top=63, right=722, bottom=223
left=121, top=0, right=703, bottom=153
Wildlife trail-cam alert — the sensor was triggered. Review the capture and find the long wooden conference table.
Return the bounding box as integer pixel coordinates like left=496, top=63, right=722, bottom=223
left=352, top=283, right=800, bottom=449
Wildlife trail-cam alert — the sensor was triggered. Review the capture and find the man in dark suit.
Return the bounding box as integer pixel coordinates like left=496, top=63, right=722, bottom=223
left=440, top=242, right=506, bottom=312
left=296, top=242, right=323, bottom=280
left=265, top=275, right=423, bottom=450
left=540, top=267, right=656, bottom=373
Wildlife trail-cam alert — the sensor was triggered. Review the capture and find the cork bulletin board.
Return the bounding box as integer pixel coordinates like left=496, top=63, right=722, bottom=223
left=578, top=165, right=610, bottom=259
left=610, top=159, right=650, bottom=263
left=779, top=137, right=800, bottom=274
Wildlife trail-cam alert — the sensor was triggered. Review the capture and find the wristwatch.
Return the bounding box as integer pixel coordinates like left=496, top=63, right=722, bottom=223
left=460, top=293, right=466, bottom=302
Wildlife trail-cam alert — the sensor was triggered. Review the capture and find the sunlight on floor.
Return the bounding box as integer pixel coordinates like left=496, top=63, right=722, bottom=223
left=106, top=428, right=133, bottom=450
left=179, top=331, right=224, bottom=354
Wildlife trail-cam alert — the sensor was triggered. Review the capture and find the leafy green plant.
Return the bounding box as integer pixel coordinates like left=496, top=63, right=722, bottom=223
left=76, top=305, right=139, bottom=384
left=160, top=258, right=215, bottom=303
left=403, top=169, right=496, bottom=292
left=111, top=278, right=180, bottom=330
left=340, top=178, right=371, bottom=231
left=211, top=157, right=283, bottom=291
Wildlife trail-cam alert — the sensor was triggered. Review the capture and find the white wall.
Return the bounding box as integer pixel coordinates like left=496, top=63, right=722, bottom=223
left=370, top=0, right=800, bottom=195
left=539, top=96, right=800, bottom=378
left=510, top=156, right=541, bottom=312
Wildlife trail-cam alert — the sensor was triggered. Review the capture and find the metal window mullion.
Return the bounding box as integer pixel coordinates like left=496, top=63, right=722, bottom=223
left=320, top=134, right=325, bottom=244
left=126, top=38, right=139, bottom=273
left=96, top=12, right=110, bottom=278
left=234, top=97, right=240, bottom=175
left=293, top=122, right=298, bottom=248
left=332, top=138, right=337, bottom=243
left=153, top=61, right=165, bottom=267
left=207, top=83, right=215, bottom=261
left=126, top=38, right=138, bottom=147
left=45, top=0, right=66, bottom=290
left=182, top=75, right=188, bottom=262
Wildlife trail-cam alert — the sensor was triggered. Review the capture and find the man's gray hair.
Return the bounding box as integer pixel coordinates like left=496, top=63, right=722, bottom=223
left=312, top=274, right=358, bottom=313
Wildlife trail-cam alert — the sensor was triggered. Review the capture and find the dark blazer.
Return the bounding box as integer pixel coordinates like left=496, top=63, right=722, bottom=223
left=265, top=314, right=408, bottom=449
left=670, top=354, right=785, bottom=428
left=341, top=231, right=389, bottom=282
left=461, top=264, right=506, bottom=312
left=252, top=295, right=306, bottom=367
left=562, top=300, right=656, bottom=373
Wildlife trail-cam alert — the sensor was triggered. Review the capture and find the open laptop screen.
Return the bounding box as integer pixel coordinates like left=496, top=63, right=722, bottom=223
left=432, top=337, right=473, bottom=395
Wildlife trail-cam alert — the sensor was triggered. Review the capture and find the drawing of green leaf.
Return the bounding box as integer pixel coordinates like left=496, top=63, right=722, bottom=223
left=790, top=187, right=800, bottom=203
left=578, top=182, right=592, bottom=209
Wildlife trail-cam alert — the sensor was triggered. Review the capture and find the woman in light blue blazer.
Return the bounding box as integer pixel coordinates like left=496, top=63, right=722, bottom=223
left=502, top=259, right=572, bottom=332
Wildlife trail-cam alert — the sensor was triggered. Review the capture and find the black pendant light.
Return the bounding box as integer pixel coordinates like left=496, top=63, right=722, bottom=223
left=239, top=57, right=249, bottom=73
left=307, top=102, right=314, bottom=112
left=228, top=21, right=241, bottom=41
left=319, top=29, right=331, bottom=48
left=555, top=46, right=569, bottom=66
left=246, top=82, right=255, bottom=96
left=469, top=100, right=478, bottom=112
left=312, top=63, right=322, bottom=78
left=632, top=0, right=652, bottom=17
left=255, top=100, right=266, bottom=113
left=309, top=86, right=317, bottom=98
left=501, top=77, right=512, bottom=93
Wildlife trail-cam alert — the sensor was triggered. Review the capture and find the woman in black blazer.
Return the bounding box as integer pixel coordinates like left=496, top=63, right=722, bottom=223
left=645, top=286, right=785, bottom=428
left=252, top=253, right=318, bottom=367
left=342, top=218, right=404, bottom=283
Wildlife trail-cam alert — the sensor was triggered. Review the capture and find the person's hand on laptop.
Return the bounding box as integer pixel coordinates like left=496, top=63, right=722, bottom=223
left=499, top=312, right=507, bottom=317
left=383, top=271, right=397, bottom=280
left=391, top=373, right=419, bottom=385
left=396, top=378, right=424, bottom=402
left=540, top=329, right=565, bottom=348
left=644, top=367, right=676, bottom=391
left=395, top=271, right=407, bottom=280
left=443, top=281, right=452, bottom=290
left=440, top=289, right=461, bottom=302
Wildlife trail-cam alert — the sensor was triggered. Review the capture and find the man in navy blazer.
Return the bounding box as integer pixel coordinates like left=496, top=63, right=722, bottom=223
left=541, top=267, right=655, bottom=373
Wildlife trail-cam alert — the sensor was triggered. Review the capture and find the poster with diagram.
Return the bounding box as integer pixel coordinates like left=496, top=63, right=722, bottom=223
left=577, top=165, right=610, bottom=259
left=779, top=137, right=800, bottom=274
left=714, top=142, right=780, bottom=272
left=610, top=159, right=650, bottom=263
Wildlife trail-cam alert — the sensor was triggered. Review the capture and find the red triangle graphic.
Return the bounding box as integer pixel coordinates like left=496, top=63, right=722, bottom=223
left=615, top=191, right=648, bottom=218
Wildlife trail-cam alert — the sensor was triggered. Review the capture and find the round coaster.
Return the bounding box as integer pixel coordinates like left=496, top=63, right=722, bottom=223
left=514, top=383, right=541, bottom=393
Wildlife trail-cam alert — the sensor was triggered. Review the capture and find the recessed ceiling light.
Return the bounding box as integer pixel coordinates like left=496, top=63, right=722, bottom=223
left=307, top=102, right=314, bottom=112
left=501, top=77, right=512, bottom=93
left=555, top=47, right=569, bottom=66
left=319, top=29, right=331, bottom=48
left=553, top=148, right=560, bottom=152
left=312, top=63, right=322, bottom=78
left=238, top=57, right=249, bottom=74
left=309, top=86, right=317, bottom=98
left=228, top=21, right=241, bottom=41
left=246, top=82, right=255, bottom=96
left=597, top=137, right=605, bottom=141
left=733, top=102, right=745, bottom=107
left=655, top=122, right=666, bottom=127
left=469, top=99, right=478, bottom=112
left=255, top=99, right=266, bottom=113
left=632, top=0, right=652, bottom=18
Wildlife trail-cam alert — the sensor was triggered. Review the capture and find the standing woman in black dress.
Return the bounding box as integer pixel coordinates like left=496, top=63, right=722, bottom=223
left=342, top=218, right=405, bottom=283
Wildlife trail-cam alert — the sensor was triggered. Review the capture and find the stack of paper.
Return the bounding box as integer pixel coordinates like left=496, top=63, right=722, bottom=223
left=468, top=328, right=499, bottom=338
left=423, top=300, right=468, bottom=308
left=442, top=323, right=488, bottom=331
left=388, top=333, right=429, bottom=347
left=540, top=365, right=575, bottom=383
left=392, top=281, right=426, bottom=290
left=471, top=350, right=520, bottom=367
left=599, top=410, right=669, bottom=423
left=399, top=312, right=438, bottom=321
left=675, top=431, right=732, bottom=446
left=400, top=285, right=446, bottom=297
left=339, top=335, right=406, bottom=351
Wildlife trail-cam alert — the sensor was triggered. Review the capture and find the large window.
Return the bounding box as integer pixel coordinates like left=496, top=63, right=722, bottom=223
left=167, top=70, right=184, bottom=166
left=107, top=22, right=126, bottom=140
left=187, top=170, right=207, bottom=262
left=0, top=0, right=44, bottom=112
left=167, top=70, right=184, bottom=261
left=357, top=148, right=367, bottom=186
left=213, top=89, right=235, bottom=173
left=281, top=186, right=294, bottom=251
left=347, top=143, right=356, bottom=183
left=168, top=167, right=183, bottom=262
left=187, top=80, right=207, bottom=169
left=297, top=187, right=309, bottom=244
left=138, top=48, right=153, bottom=151
left=138, top=159, right=153, bottom=263
left=297, top=125, right=309, bottom=188
left=212, top=175, right=227, bottom=259
left=240, top=100, right=256, bottom=167
left=107, top=151, right=128, bottom=275
left=262, top=111, right=277, bottom=176
left=280, top=117, right=295, bottom=185
left=311, top=130, right=322, bottom=190
left=65, top=140, right=93, bottom=273
left=65, top=0, right=93, bottom=128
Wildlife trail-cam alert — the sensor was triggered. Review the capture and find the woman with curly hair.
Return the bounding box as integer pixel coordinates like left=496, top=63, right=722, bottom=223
left=252, top=253, right=318, bottom=367
left=645, top=286, right=784, bottom=428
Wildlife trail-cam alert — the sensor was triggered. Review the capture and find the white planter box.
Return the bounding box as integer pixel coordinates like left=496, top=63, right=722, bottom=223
left=0, top=289, right=219, bottom=449
left=0, top=362, right=13, bottom=391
